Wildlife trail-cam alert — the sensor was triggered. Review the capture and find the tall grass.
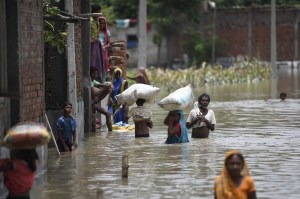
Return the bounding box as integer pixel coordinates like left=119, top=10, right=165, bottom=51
left=143, top=58, right=271, bottom=90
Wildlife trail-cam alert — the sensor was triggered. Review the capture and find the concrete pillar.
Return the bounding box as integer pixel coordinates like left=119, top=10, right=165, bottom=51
left=248, top=7, right=252, bottom=60
left=138, top=0, right=147, bottom=68
left=294, top=10, right=299, bottom=64
left=81, top=0, right=92, bottom=133
left=65, top=0, right=84, bottom=143
left=0, top=0, right=7, bottom=90
left=270, top=0, right=277, bottom=79
left=65, top=0, right=77, bottom=111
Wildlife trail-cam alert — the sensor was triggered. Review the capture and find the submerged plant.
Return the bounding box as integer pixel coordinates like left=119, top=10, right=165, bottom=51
left=144, top=58, right=271, bottom=90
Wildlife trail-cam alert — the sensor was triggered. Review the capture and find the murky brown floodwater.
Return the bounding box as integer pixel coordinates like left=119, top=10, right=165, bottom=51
left=30, top=68, right=300, bottom=199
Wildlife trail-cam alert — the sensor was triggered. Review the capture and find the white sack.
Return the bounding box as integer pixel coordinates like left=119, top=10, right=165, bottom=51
left=157, top=84, right=194, bottom=111
left=116, top=83, right=160, bottom=106
left=115, top=89, right=138, bottom=106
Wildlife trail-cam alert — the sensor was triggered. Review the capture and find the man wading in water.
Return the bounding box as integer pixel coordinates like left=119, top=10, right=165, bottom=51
left=186, top=93, right=216, bottom=138
left=128, top=98, right=153, bottom=137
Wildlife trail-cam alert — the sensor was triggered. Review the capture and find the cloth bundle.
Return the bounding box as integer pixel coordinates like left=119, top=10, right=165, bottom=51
left=129, top=106, right=152, bottom=122
left=116, top=83, right=160, bottom=106
left=157, top=84, right=194, bottom=111
left=2, top=122, right=51, bottom=149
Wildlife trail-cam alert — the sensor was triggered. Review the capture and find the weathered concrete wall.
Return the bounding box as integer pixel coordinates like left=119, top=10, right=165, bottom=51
left=0, top=98, right=10, bottom=178
left=110, top=26, right=168, bottom=68
left=73, top=0, right=85, bottom=140
left=0, top=98, right=10, bottom=145
left=74, top=0, right=83, bottom=97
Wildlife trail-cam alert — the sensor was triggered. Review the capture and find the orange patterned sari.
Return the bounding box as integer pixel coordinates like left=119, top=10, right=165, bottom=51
left=214, top=150, right=256, bottom=199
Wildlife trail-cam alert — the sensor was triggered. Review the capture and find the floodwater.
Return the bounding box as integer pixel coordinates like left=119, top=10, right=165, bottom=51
left=32, top=68, right=300, bottom=199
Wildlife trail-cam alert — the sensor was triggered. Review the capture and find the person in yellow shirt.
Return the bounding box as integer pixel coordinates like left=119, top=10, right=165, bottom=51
left=214, top=150, right=257, bottom=199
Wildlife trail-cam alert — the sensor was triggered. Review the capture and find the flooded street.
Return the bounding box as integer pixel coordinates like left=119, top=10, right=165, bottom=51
left=32, top=68, right=300, bottom=199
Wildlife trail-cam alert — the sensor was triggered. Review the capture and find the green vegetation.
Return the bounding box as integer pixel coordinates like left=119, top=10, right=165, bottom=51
left=143, top=58, right=271, bottom=90
left=43, top=0, right=67, bottom=54
left=215, top=0, right=300, bottom=8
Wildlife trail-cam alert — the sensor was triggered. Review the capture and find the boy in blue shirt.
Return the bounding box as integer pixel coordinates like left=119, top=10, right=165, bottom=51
left=56, top=102, right=77, bottom=152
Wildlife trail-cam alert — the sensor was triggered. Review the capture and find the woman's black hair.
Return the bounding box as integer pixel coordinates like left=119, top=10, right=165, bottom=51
left=91, top=4, right=101, bottom=13
left=225, top=153, right=244, bottom=167
left=170, top=110, right=181, bottom=117
left=198, top=93, right=211, bottom=103
left=15, top=149, right=39, bottom=172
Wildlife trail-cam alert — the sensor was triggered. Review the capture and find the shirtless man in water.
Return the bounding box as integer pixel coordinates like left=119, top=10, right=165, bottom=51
left=186, top=93, right=216, bottom=138
left=128, top=98, right=153, bottom=137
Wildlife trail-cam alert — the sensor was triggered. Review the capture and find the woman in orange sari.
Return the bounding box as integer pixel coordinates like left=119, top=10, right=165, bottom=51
left=214, top=150, right=257, bottom=199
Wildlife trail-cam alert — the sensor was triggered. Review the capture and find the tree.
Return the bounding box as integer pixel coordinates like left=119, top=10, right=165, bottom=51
left=148, top=0, right=203, bottom=67
left=43, top=0, right=67, bottom=54
left=44, top=0, right=87, bottom=54
left=214, top=0, right=300, bottom=8
left=91, top=0, right=138, bottom=20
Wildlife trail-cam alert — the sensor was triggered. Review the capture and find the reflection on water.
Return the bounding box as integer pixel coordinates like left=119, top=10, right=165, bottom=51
left=31, top=69, right=300, bottom=199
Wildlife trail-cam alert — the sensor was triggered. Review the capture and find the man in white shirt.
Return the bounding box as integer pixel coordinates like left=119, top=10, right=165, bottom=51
left=186, top=93, right=216, bottom=138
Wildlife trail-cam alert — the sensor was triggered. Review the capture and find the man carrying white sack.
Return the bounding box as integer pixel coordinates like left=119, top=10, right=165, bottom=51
left=127, top=98, right=153, bottom=137
left=186, top=93, right=216, bottom=138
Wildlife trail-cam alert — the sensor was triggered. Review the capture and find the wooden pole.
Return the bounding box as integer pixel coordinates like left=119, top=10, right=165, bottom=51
left=122, top=155, right=129, bottom=178
left=45, top=113, right=61, bottom=157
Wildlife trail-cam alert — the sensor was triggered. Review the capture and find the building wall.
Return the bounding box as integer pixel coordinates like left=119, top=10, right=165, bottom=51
left=212, top=7, right=300, bottom=62
left=17, top=0, right=47, bottom=177
left=1, top=1, right=47, bottom=197
left=73, top=0, right=85, bottom=140
left=112, top=7, right=300, bottom=67
left=0, top=98, right=10, bottom=166
left=18, top=0, right=45, bottom=122
left=110, top=26, right=168, bottom=68
left=45, top=0, right=85, bottom=143
left=74, top=0, right=83, bottom=98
